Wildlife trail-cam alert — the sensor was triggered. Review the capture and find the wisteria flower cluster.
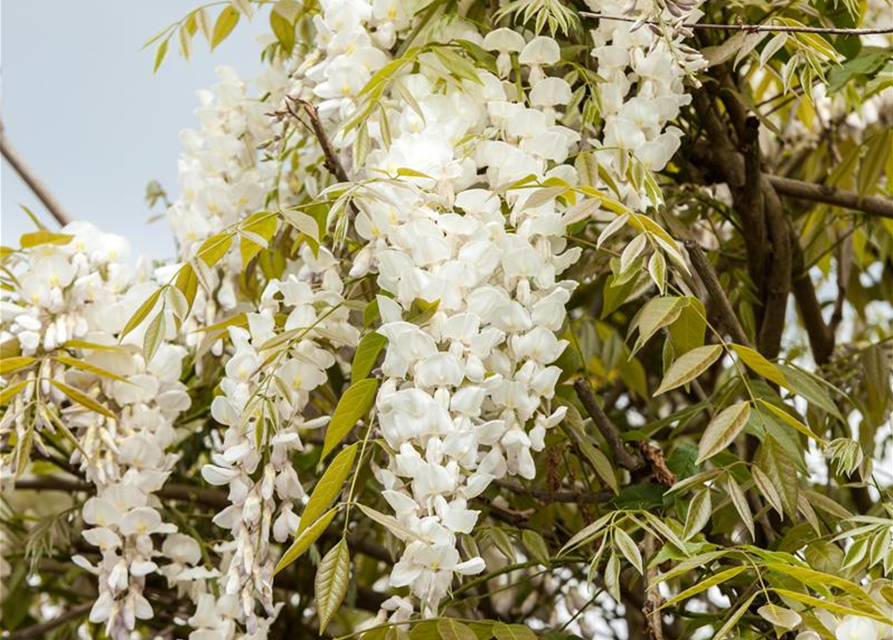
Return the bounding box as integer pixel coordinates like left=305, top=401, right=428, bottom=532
left=2, top=0, right=892, bottom=639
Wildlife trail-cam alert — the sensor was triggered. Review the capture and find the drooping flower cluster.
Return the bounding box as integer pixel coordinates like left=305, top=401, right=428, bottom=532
left=197, top=245, right=359, bottom=637
left=0, top=223, right=194, bottom=639
left=586, top=0, right=707, bottom=208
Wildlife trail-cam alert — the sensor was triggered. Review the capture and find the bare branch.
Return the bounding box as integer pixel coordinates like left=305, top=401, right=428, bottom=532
left=4, top=601, right=93, bottom=640
left=573, top=378, right=644, bottom=471
left=0, top=120, right=72, bottom=227
left=763, top=174, right=893, bottom=220
left=579, top=12, right=893, bottom=35
left=685, top=241, right=751, bottom=347
left=285, top=97, right=350, bottom=184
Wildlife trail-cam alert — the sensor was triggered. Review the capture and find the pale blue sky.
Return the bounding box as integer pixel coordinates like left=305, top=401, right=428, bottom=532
left=1, top=1, right=268, bottom=259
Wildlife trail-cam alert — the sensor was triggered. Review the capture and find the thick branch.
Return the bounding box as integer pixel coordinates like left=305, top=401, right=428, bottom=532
left=579, top=12, right=893, bottom=35
left=791, top=239, right=835, bottom=364
left=763, top=174, right=893, bottom=220
left=573, top=378, right=644, bottom=471
left=0, top=121, right=72, bottom=227
left=685, top=241, right=751, bottom=347
left=4, top=601, right=93, bottom=640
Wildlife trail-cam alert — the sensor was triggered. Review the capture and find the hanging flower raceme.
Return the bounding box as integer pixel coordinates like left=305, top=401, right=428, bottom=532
left=195, top=245, right=358, bottom=637
left=0, top=223, right=196, bottom=640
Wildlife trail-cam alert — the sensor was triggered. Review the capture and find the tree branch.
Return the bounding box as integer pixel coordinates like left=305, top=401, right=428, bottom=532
left=573, top=378, right=644, bottom=471
left=685, top=241, right=751, bottom=347
left=4, top=601, right=93, bottom=640
left=579, top=12, right=893, bottom=35
left=285, top=97, right=350, bottom=184
left=0, top=120, right=72, bottom=227
left=763, top=174, right=893, bottom=220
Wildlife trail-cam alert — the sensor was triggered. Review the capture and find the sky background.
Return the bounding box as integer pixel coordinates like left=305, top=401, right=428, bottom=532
left=1, top=1, right=269, bottom=260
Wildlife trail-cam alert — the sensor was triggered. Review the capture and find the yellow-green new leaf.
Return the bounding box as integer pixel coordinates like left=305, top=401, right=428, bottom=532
left=711, top=593, right=757, bottom=640
left=315, top=538, right=351, bottom=633
left=661, top=566, right=748, bottom=609
left=0, top=380, right=29, bottom=405
left=758, top=400, right=822, bottom=444
left=211, top=6, right=240, bottom=49
left=436, top=620, right=477, bottom=640
left=655, top=345, right=723, bottom=396
left=298, top=444, right=358, bottom=537
left=120, top=288, right=162, bottom=340
left=20, top=231, right=73, bottom=248
left=697, top=401, right=751, bottom=464
left=0, top=356, right=36, bottom=376
left=731, top=344, right=789, bottom=389
left=274, top=508, right=337, bottom=577
left=351, top=332, right=387, bottom=381
left=322, top=378, right=379, bottom=458
left=492, top=624, right=537, bottom=640
left=52, top=355, right=128, bottom=383
left=49, top=380, right=116, bottom=419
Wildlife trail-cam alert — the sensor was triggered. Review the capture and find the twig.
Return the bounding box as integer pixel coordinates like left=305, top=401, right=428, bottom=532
left=3, top=601, right=93, bottom=640
left=285, top=97, right=350, bottom=183
left=0, top=120, right=72, bottom=227
left=14, top=477, right=229, bottom=509
left=494, top=478, right=614, bottom=504
left=573, top=378, right=644, bottom=471
left=579, top=12, right=893, bottom=35
left=685, top=241, right=751, bottom=347
left=763, top=174, right=893, bottom=220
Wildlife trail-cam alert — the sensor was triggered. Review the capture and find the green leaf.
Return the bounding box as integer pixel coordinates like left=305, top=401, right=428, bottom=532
left=683, top=488, right=712, bottom=541
left=211, top=6, right=240, bottom=50
left=772, top=588, right=888, bottom=623
left=492, top=623, right=537, bottom=640
left=756, top=437, right=798, bottom=518
left=629, top=296, right=685, bottom=355
left=49, top=380, right=115, bottom=419
left=197, top=233, right=233, bottom=267
left=298, top=444, right=358, bottom=538
left=143, top=312, right=165, bottom=363
left=757, top=603, right=801, bottom=629
left=765, top=564, right=874, bottom=605
left=661, top=566, right=748, bottom=608
left=357, top=504, right=419, bottom=542
left=697, top=401, right=751, bottom=464
left=351, top=332, right=387, bottom=381
left=437, top=620, right=478, bottom=640
left=315, top=538, right=351, bottom=633
left=731, top=344, right=789, bottom=389
left=858, top=126, right=891, bottom=198
left=725, top=476, right=755, bottom=542
left=751, top=465, right=783, bottom=517
left=322, top=378, right=379, bottom=458
left=121, top=288, right=163, bottom=340
left=521, top=530, right=551, bottom=567
left=710, top=593, right=757, bottom=639
left=654, top=345, right=723, bottom=396
left=273, top=508, right=337, bottom=577
left=613, top=528, right=643, bottom=574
